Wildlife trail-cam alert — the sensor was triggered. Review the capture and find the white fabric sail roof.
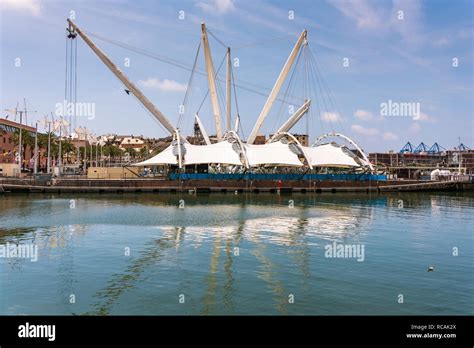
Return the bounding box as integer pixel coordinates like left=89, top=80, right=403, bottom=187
left=133, top=140, right=243, bottom=166
left=134, top=144, right=177, bottom=166
left=245, top=141, right=303, bottom=167
left=134, top=140, right=367, bottom=168
left=305, top=143, right=364, bottom=167
left=184, top=141, right=242, bottom=166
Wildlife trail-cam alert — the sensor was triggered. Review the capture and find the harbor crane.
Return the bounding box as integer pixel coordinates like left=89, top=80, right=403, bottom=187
left=66, top=19, right=177, bottom=136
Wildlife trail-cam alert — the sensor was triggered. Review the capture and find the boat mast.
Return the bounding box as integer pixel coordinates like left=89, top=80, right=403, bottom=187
left=247, top=29, right=307, bottom=144
left=66, top=19, right=177, bottom=135
left=201, top=23, right=223, bottom=140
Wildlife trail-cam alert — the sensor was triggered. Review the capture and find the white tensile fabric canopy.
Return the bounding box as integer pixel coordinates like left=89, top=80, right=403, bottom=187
left=133, top=140, right=243, bottom=167
left=184, top=141, right=243, bottom=166
left=134, top=144, right=177, bottom=165
left=134, top=141, right=367, bottom=168
left=306, top=143, right=365, bottom=167
left=245, top=141, right=303, bottom=167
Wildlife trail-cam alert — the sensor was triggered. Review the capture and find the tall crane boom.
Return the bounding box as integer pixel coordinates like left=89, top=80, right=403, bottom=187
left=247, top=29, right=307, bottom=144
left=66, top=19, right=177, bottom=135
left=201, top=23, right=223, bottom=140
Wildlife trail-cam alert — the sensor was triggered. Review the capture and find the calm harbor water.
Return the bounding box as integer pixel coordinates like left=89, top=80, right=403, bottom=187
left=0, top=192, right=472, bottom=315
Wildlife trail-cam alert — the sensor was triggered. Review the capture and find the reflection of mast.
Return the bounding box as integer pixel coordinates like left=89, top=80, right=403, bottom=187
left=201, top=235, right=221, bottom=314
left=88, top=229, right=178, bottom=315
left=291, top=217, right=311, bottom=282
left=252, top=242, right=288, bottom=314
left=222, top=239, right=235, bottom=312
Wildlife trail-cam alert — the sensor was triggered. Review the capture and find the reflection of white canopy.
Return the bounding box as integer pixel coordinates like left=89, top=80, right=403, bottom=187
left=306, top=143, right=364, bottom=167
left=246, top=141, right=303, bottom=167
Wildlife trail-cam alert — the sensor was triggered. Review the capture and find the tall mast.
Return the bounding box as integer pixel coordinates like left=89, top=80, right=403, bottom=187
left=270, top=99, right=311, bottom=139
left=226, top=47, right=231, bottom=131
left=247, top=29, right=307, bottom=144
left=195, top=114, right=211, bottom=145
left=201, top=23, right=223, bottom=140
left=67, top=19, right=177, bottom=135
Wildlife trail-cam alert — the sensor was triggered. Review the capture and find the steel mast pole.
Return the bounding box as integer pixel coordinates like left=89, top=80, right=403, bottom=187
left=226, top=47, right=231, bottom=131
left=247, top=30, right=307, bottom=144
left=201, top=23, right=223, bottom=140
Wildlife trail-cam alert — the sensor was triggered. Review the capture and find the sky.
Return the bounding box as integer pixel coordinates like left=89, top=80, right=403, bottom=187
left=0, top=0, right=472, bottom=152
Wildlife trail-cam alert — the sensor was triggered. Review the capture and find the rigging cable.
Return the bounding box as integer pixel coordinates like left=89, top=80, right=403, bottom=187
left=178, top=41, right=201, bottom=129
left=231, top=63, right=244, bottom=139
left=308, top=46, right=347, bottom=136
left=85, top=31, right=302, bottom=105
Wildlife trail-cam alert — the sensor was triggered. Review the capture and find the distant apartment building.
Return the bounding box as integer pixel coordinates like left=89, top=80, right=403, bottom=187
left=118, top=136, right=145, bottom=152
left=254, top=135, right=266, bottom=144
left=0, top=117, right=46, bottom=169
left=268, top=133, right=308, bottom=146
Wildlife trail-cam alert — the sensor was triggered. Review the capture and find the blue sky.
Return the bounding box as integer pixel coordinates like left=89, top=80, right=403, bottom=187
left=0, top=0, right=472, bottom=152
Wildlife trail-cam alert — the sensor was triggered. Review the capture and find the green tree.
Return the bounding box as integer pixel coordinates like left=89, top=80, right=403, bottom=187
left=11, top=129, right=35, bottom=165
left=125, top=147, right=137, bottom=159
left=139, top=147, right=148, bottom=159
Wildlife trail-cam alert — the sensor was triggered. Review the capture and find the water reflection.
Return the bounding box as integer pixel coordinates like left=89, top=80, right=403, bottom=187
left=87, top=229, right=178, bottom=315
left=1, top=192, right=472, bottom=315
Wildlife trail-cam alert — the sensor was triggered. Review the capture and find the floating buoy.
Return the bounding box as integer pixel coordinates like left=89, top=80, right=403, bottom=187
left=234, top=190, right=238, bottom=195
left=427, top=266, right=434, bottom=272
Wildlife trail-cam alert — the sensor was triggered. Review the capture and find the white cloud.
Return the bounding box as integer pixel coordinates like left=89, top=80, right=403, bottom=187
left=354, top=109, right=373, bottom=121
left=321, top=112, right=343, bottom=122
left=390, top=0, right=424, bottom=45
left=139, top=78, right=187, bottom=92
left=197, top=0, right=235, bottom=14
left=413, top=112, right=431, bottom=121
left=409, top=122, right=421, bottom=133
left=383, top=132, right=399, bottom=141
left=434, top=37, right=450, bottom=47
left=328, top=0, right=425, bottom=46
left=327, top=0, right=384, bottom=29
left=351, top=124, right=379, bottom=136
left=0, top=0, right=41, bottom=16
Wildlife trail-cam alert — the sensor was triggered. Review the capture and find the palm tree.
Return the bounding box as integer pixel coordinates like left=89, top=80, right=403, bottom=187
left=138, top=147, right=148, bottom=159
left=37, top=132, right=56, bottom=168
left=125, top=147, right=137, bottom=159
left=11, top=128, right=35, bottom=168
left=61, top=141, right=75, bottom=164
left=103, top=145, right=122, bottom=162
